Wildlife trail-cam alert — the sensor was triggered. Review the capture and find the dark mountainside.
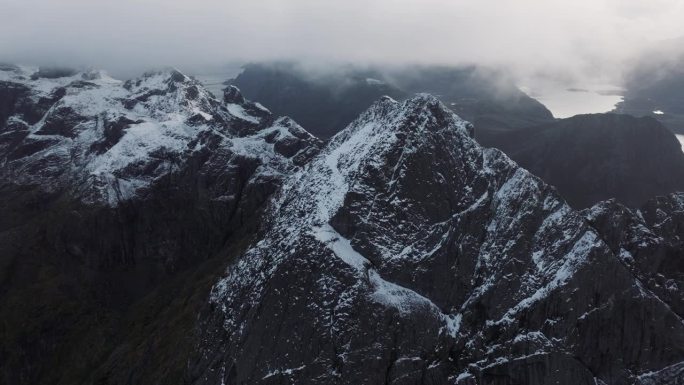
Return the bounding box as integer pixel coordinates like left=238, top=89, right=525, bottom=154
left=485, top=113, right=684, bottom=208
left=0, top=65, right=320, bottom=384
left=583, top=195, right=684, bottom=319
left=0, top=64, right=683, bottom=385
left=191, top=95, right=684, bottom=385
left=228, top=63, right=554, bottom=139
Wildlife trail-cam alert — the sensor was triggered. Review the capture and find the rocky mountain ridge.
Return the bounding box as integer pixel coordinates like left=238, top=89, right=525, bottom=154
left=192, top=95, right=684, bottom=385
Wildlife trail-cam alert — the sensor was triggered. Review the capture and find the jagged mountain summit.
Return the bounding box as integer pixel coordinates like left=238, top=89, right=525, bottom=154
left=193, top=95, right=684, bottom=385
left=0, top=65, right=319, bottom=205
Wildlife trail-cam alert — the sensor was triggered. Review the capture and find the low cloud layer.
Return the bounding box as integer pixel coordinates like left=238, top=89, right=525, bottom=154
left=2, top=0, right=684, bottom=81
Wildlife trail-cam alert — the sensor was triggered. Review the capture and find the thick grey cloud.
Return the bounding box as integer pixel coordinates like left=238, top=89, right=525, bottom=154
left=1, top=0, right=683, bottom=80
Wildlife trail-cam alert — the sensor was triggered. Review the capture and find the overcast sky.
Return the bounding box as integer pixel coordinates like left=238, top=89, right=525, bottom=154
left=2, top=0, right=684, bottom=81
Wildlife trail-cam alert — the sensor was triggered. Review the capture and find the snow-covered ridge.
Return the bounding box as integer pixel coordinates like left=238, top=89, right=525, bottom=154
left=211, top=95, right=472, bottom=315
left=0, top=65, right=320, bottom=205
left=204, top=93, right=675, bottom=383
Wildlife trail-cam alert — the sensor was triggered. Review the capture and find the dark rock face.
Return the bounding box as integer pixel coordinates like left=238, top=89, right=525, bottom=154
left=88, top=116, right=142, bottom=155
left=0, top=65, right=321, bottom=384
left=191, top=95, right=684, bottom=385
left=0, top=82, right=31, bottom=127
left=0, top=159, right=280, bottom=385
left=584, top=195, right=684, bottom=317
left=34, top=106, right=86, bottom=138
left=223, top=84, right=246, bottom=104
left=484, top=113, right=684, bottom=208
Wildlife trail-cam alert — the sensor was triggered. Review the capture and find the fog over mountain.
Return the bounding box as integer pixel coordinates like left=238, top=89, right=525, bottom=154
left=3, top=0, right=684, bottom=83
left=614, top=37, right=684, bottom=133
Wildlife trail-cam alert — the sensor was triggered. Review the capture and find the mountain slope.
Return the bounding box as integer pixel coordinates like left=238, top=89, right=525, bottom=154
left=0, top=65, right=320, bottom=385
left=584, top=194, right=684, bottom=318
left=192, top=95, right=684, bottom=385
left=484, top=113, right=684, bottom=208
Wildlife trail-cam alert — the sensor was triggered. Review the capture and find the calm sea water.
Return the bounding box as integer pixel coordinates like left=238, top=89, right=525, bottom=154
left=520, top=83, right=624, bottom=119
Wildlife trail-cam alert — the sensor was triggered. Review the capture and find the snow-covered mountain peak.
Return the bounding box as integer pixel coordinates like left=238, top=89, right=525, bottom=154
left=263, top=94, right=474, bottom=229
left=123, top=67, right=194, bottom=94
left=201, top=93, right=684, bottom=384
left=0, top=66, right=321, bottom=205
left=321, top=94, right=471, bottom=170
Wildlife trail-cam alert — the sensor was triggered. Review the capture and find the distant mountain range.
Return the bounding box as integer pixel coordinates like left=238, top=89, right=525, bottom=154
left=228, top=63, right=554, bottom=139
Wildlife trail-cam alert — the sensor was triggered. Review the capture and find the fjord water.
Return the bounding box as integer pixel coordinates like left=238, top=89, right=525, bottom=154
left=520, top=82, right=624, bottom=118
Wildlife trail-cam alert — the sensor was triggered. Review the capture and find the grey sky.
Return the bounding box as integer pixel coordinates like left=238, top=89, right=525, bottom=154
left=2, top=0, right=683, bottom=81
